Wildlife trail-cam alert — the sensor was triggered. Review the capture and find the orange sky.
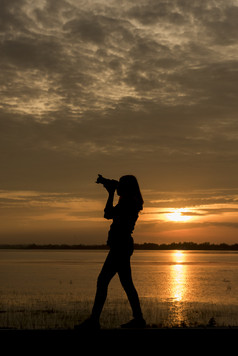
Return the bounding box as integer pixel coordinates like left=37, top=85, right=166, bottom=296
left=0, top=0, right=238, bottom=245
left=0, top=188, right=238, bottom=244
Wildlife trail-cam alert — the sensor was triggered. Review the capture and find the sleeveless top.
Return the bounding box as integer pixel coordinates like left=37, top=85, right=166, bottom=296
left=104, top=199, right=139, bottom=251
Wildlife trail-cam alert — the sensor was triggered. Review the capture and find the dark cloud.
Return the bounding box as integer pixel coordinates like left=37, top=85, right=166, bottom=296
left=1, top=37, right=63, bottom=70
left=0, top=0, right=27, bottom=32
left=63, top=15, right=106, bottom=45
left=128, top=1, right=186, bottom=26
left=1, top=0, right=237, bottom=121
left=195, top=4, right=238, bottom=46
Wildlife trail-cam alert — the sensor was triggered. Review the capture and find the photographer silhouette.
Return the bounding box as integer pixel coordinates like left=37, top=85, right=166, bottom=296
left=75, top=174, right=146, bottom=329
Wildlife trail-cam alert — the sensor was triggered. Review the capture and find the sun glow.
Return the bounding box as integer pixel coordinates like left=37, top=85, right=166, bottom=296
left=166, top=208, right=192, bottom=222
left=173, top=251, right=184, bottom=263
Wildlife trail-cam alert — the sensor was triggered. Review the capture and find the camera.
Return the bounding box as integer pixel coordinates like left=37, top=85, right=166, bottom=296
left=96, top=174, right=118, bottom=190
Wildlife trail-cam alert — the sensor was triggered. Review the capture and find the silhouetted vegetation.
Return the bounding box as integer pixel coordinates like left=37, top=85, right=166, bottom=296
left=0, top=243, right=109, bottom=250
left=1, top=298, right=238, bottom=329
left=134, top=242, right=238, bottom=251
left=0, top=242, right=238, bottom=250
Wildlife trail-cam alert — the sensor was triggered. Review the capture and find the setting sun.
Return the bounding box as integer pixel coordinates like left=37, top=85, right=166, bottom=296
left=166, top=209, right=192, bottom=222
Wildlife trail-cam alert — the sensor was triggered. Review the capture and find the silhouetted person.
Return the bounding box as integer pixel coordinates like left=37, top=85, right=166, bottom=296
left=75, top=175, right=146, bottom=329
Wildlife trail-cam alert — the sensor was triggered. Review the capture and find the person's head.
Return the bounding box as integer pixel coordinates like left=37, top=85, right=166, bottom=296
left=117, top=175, right=144, bottom=211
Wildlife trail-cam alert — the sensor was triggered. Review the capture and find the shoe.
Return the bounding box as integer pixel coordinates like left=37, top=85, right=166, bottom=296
left=74, top=317, right=101, bottom=330
left=121, top=318, right=146, bottom=329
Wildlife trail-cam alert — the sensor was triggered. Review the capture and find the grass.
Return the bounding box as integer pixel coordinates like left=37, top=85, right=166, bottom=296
left=0, top=295, right=238, bottom=329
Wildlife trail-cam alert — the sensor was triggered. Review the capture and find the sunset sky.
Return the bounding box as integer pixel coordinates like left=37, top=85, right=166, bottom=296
left=1, top=0, right=238, bottom=245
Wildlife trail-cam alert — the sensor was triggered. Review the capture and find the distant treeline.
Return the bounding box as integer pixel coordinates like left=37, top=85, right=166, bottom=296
left=0, top=242, right=238, bottom=250
left=134, top=242, right=238, bottom=251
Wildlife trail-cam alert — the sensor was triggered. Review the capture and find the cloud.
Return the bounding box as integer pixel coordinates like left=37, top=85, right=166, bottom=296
left=63, top=14, right=106, bottom=45
left=140, top=188, right=238, bottom=241
left=146, top=188, right=238, bottom=206
left=128, top=1, right=187, bottom=28
left=1, top=0, right=237, bottom=122
left=197, top=3, right=238, bottom=46
left=0, top=189, right=105, bottom=222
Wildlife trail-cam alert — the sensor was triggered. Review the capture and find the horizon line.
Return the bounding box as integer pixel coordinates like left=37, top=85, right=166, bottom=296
left=0, top=241, right=238, bottom=251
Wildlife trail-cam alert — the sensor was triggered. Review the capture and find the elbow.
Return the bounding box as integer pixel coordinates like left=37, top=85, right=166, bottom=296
left=104, top=209, right=113, bottom=220
left=104, top=206, right=114, bottom=220
left=104, top=212, right=111, bottom=220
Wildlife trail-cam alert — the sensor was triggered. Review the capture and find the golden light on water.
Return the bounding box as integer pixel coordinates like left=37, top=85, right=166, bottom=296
left=171, top=264, right=186, bottom=302
left=167, top=251, right=188, bottom=325
left=170, top=251, right=187, bottom=302
left=173, top=251, right=184, bottom=263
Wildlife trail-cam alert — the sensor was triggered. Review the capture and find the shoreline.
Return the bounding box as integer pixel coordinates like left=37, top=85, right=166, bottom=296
left=1, top=242, right=238, bottom=251
left=1, top=300, right=238, bottom=330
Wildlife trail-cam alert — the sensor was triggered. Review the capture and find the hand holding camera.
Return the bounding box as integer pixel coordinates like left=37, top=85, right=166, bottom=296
left=96, top=174, right=118, bottom=193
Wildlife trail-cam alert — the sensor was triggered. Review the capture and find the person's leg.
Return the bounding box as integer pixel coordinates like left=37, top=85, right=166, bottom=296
left=117, top=255, right=144, bottom=321
left=91, top=251, right=117, bottom=321
left=75, top=251, right=117, bottom=330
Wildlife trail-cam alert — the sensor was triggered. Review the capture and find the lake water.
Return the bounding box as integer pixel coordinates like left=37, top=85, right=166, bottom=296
left=1, top=249, right=238, bottom=303
left=1, top=249, right=238, bottom=327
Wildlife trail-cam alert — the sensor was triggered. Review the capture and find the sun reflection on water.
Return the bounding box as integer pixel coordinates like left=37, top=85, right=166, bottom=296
left=173, top=251, right=184, bottom=264
left=171, top=251, right=186, bottom=302
left=168, top=251, right=188, bottom=326
left=171, top=264, right=185, bottom=302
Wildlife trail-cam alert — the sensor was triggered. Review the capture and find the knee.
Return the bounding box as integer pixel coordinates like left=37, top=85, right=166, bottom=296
left=120, top=276, right=134, bottom=291
left=97, top=273, right=108, bottom=290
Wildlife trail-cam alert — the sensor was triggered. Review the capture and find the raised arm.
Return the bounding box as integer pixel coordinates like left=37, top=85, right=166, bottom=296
left=104, top=190, right=115, bottom=219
